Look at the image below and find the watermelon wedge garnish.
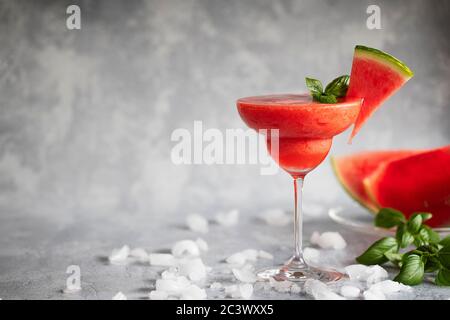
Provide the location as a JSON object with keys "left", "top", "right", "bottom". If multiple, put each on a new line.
{"left": 364, "top": 145, "right": 450, "bottom": 227}
{"left": 332, "top": 145, "right": 450, "bottom": 227}
{"left": 347, "top": 45, "right": 414, "bottom": 141}
{"left": 331, "top": 150, "right": 418, "bottom": 212}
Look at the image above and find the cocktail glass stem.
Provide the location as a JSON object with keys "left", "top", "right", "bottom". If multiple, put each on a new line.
{"left": 278, "top": 176, "right": 308, "bottom": 275}
{"left": 256, "top": 173, "right": 344, "bottom": 282}
{"left": 292, "top": 176, "right": 306, "bottom": 265}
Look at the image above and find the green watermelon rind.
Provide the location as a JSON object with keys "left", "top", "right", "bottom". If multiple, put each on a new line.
{"left": 330, "top": 156, "right": 379, "bottom": 213}
{"left": 355, "top": 45, "right": 414, "bottom": 79}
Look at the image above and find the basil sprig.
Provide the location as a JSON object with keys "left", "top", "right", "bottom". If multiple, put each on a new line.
{"left": 305, "top": 75, "right": 349, "bottom": 103}
{"left": 356, "top": 208, "right": 450, "bottom": 286}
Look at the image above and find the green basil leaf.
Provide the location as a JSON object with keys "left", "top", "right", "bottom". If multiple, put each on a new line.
{"left": 384, "top": 251, "right": 403, "bottom": 266}
{"left": 305, "top": 77, "right": 323, "bottom": 96}
{"left": 394, "top": 254, "right": 424, "bottom": 285}
{"left": 440, "top": 235, "right": 450, "bottom": 247}
{"left": 312, "top": 92, "right": 322, "bottom": 101}
{"left": 316, "top": 94, "right": 337, "bottom": 103}
{"left": 356, "top": 237, "right": 398, "bottom": 265}
{"left": 419, "top": 226, "right": 440, "bottom": 244}
{"left": 324, "top": 75, "right": 350, "bottom": 97}
{"left": 375, "top": 208, "right": 406, "bottom": 228}
{"left": 435, "top": 268, "right": 450, "bottom": 286}
{"left": 401, "top": 249, "right": 423, "bottom": 262}
{"left": 407, "top": 213, "right": 423, "bottom": 234}
{"left": 425, "top": 256, "right": 442, "bottom": 273}
{"left": 416, "top": 244, "right": 440, "bottom": 254}
{"left": 415, "top": 212, "right": 433, "bottom": 222}
{"left": 396, "top": 224, "right": 414, "bottom": 248}
{"left": 438, "top": 243, "right": 450, "bottom": 269}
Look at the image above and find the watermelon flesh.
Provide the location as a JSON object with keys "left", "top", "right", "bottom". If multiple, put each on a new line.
{"left": 347, "top": 46, "right": 414, "bottom": 141}
{"left": 364, "top": 146, "right": 450, "bottom": 227}
{"left": 331, "top": 150, "right": 418, "bottom": 212}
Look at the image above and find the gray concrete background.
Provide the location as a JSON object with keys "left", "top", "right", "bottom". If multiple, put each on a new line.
{"left": 0, "top": 0, "right": 449, "bottom": 299}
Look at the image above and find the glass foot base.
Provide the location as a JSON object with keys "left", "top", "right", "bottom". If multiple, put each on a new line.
{"left": 257, "top": 259, "right": 345, "bottom": 283}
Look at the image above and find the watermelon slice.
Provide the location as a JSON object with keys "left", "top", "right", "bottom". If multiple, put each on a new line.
{"left": 347, "top": 45, "right": 414, "bottom": 141}
{"left": 331, "top": 150, "right": 418, "bottom": 212}
{"left": 364, "top": 146, "right": 450, "bottom": 227}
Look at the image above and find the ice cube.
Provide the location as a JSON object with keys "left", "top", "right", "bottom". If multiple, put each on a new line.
{"left": 363, "top": 289, "right": 386, "bottom": 300}
{"left": 224, "top": 285, "right": 239, "bottom": 298}
{"left": 180, "top": 284, "right": 207, "bottom": 300}
{"left": 232, "top": 265, "right": 257, "bottom": 283}
{"left": 172, "top": 240, "right": 200, "bottom": 258}
{"left": 161, "top": 269, "right": 178, "bottom": 280}
{"left": 108, "top": 245, "right": 130, "bottom": 264}
{"left": 239, "top": 284, "right": 253, "bottom": 299}
{"left": 210, "top": 282, "right": 223, "bottom": 290}
{"left": 149, "top": 253, "right": 176, "bottom": 266}
{"left": 259, "top": 281, "right": 272, "bottom": 292}
{"left": 112, "top": 292, "right": 127, "bottom": 300}
{"left": 178, "top": 258, "right": 207, "bottom": 281}
{"left": 340, "top": 285, "right": 361, "bottom": 298}
{"left": 226, "top": 252, "right": 247, "bottom": 265}
{"left": 186, "top": 214, "right": 209, "bottom": 233}
{"left": 261, "top": 208, "right": 290, "bottom": 226}
{"left": 290, "top": 283, "right": 301, "bottom": 294}
{"left": 310, "top": 231, "right": 321, "bottom": 245}
{"left": 215, "top": 209, "right": 239, "bottom": 227}
{"left": 368, "top": 280, "right": 411, "bottom": 295}
{"left": 310, "top": 232, "right": 346, "bottom": 250}
{"left": 315, "top": 289, "right": 346, "bottom": 300}
{"left": 129, "top": 247, "right": 149, "bottom": 262}
{"left": 156, "top": 276, "right": 190, "bottom": 294}
{"left": 344, "top": 264, "right": 369, "bottom": 281}
{"left": 303, "top": 247, "right": 320, "bottom": 264}
{"left": 366, "top": 265, "right": 389, "bottom": 286}
{"left": 149, "top": 290, "right": 168, "bottom": 300}
{"left": 226, "top": 249, "right": 258, "bottom": 265}
{"left": 269, "top": 279, "right": 293, "bottom": 293}
{"left": 344, "top": 264, "right": 388, "bottom": 285}
{"left": 304, "top": 279, "right": 346, "bottom": 300}
{"left": 196, "top": 238, "right": 208, "bottom": 252}
{"left": 258, "top": 250, "right": 274, "bottom": 260}
{"left": 241, "top": 249, "right": 259, "bottom": 261}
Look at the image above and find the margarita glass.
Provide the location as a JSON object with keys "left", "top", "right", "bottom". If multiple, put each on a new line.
{"left": 237, "top": 93, "right": 361, "bottom": 282}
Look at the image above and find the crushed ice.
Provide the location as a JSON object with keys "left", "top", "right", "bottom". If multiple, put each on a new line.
{"left": 340, "top": 285, "right": 361, "bottom": 298}
{"left": 186, "top": 213, "right": 209, "bottom": 233}
{"left": 129, "top": 247, "right": 149, "bottom": 262}
{"left": 303, "top": 247, "right": 320, "bottom": 264}
{"left": 196, "top": 238, "right": 209, "bottom": 252}
{"left": 304, "top": 279, "right": 346, "bottom": 300}
{"left": 178, "top": 257, "right": 207, "bottom": 281}
{"left": 215, "top": 209, "right": 239, "bottom": 227}
{"left": 310, "top": 231, "right": 347, "bottom": 250}
{"left": 226, "top": 249, "right": 259, "bottom": 265}
{"left": 104, "top": 213, "right": 414, "bottom": 301}
{"left": 172, "top": 240, "right": 200, "bottom": 258}
{"left": 345, "top": 264, "right": 388, "bottom": 286}
{"left": 224, "top": 284, "right": 254, "bottom": 299}
{"left": 232, "top": 265, "right": 257, "bottom": 283}
{"left": 108, "top": 245, "right": 130, "bottom": 265}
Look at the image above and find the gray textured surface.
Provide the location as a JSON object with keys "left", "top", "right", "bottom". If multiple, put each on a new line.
{"left": 0, "top": 0, "right": 449, "bottom": 299}
{"left": 1, "top": 208, "right": 449, "bottom": 300}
